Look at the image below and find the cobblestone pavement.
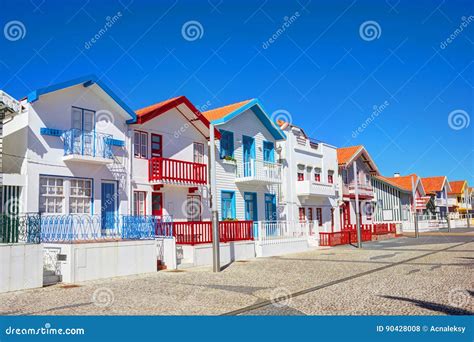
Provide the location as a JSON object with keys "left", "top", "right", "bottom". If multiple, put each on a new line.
{"left": 0, "top": 233, "right": 472, "bottom": 316}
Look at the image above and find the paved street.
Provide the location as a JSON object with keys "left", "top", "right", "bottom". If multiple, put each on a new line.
{"left": 1, "top": 230, "right": 473, "bottom": 316}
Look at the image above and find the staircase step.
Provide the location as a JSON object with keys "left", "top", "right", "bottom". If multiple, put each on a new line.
{"left": 43, "top": 270, "right": 56, "bottom": 276}
{"left": 43, "top": 274, "right": 62, "bottom": 286}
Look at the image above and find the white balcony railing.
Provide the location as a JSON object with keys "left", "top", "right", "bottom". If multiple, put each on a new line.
{"left": 235, "top": 159, "right": 282, "bottom": 184}
{"left": 296, "top": 181, "right": 336, "bottom": 197}
{"left": 0, "top": 90, "right": 21, "bottom": 114}
{"left": 344, "top": 182, "right": 373, "bottom": 196}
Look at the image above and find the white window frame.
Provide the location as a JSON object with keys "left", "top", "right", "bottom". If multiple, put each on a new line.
{"left": 134, "top": 131, "right": 148, "bottom": 159}
{"left": 39, "top": 176, "right": 92, "bottom": 215}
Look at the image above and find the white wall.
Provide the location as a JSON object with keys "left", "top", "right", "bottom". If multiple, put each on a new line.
{"left": 214, "top": 108, "right": 281, "bottom": 220}
{"left": 0, "top": 243, "right": 43, "bottom": 293}
{"left": 44, "top": 240, "right": 157, "bottom": 283}
{"left": 178, "top": 241, "right": 255, "bottom": 267}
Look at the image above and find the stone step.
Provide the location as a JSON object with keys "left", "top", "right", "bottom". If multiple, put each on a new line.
{"left": 43, "top": 270, "right": 56, "bottom": 276}
{"left": 43, "top": 274, "right": 62, "bottom": 286}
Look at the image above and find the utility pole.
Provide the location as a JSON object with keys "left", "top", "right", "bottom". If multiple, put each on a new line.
{"left": 465, "top": 187, "right": 470, "bottom": 229}
{"left": 209, "top": 124, "right": 220, "bottom": 272}
{"left": 411, "top": 175, "right": 419, "bottom": 238}
{"left": 445, "top": 185, "right": 450, "bottom": 232}
{"left": 353, "top": 162, "right": 362, "bottom": 248}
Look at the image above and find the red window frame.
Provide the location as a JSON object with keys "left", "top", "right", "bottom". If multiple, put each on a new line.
{"left": 314, "top": 173, "right": 320, "bottom": 182}
{"left": 297, "top": 172, "right": 304, "bottom": 181}
{"left": 152, "top": 192, "right": 163, "bottom": 217}
{"left": 328, "top": 174, "right": 334, "bottom": 184}
{"left": 133, "top": 191, "right": 146, "bottom": 216}
{"left": 134, "top": 130, "right": 148, "bottom": 159}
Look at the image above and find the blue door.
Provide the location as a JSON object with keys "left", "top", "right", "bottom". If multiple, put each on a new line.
{"left": 101, "top": 182, "right": 117, "bottom": 230}
{"left": 244, "top": 192, "right": 258, "bottom": 237}
{"left": 242, "top": 136, "right": 255, "bottom": 177}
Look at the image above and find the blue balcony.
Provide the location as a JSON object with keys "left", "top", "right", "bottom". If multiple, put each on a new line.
{"left": 62, "top": 129, "right": 114, "bottom": 164}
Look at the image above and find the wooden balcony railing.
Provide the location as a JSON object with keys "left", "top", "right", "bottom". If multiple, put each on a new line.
{"left": 173, "top": 220, "right": 254, "bottom": 245}
{"left": 149, "top": 157, "right": 207, "bottom": 185}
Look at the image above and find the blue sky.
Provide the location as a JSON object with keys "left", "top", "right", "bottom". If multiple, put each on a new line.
{"left": 1, "top": 0, "right": 473, "bottom": 183}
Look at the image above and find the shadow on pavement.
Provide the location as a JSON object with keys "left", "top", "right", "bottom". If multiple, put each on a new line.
{"left": 381, "top": 295, "right": 473, "bottom": 315}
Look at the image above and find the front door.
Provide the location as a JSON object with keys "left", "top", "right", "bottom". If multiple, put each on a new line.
{"left": 152, "top": 192, "right": 163, "bottom": 217}
{"left": 242, "top": 135, "right": 255, "bottom": 177}
{"left": 101, "top": 182, "right": 117, "bottom": 230}
{"left": 264, "top": 194, "right": 276, "bottom": 221}
{"left": 343, "top": 202, "right": 350, "bottom": 227}
{"left": 72, "top": 107, "right": 94, "bottom": 156}
{"left": 244, "top": 192, "right": 258, "bottom": 236}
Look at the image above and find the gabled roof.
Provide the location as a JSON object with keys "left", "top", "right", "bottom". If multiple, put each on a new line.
{"left": 202, "top": 99, "right": 285, "bottom": 140}
{"left": 336, "top": 145, "right": 379, "bottom": 174}
{"left": 421, "top": 176, "right": 451, "bottom": 195}
{"left": 373, "top": 175, "right": 412, "bottom": 194}
{"left": 134, "top": 96, "right": 220, "bottom": 140}
{"left": 26, "top": 74, "right": 137, "bottom": 122}
{"left": 448, "top": 180, "right": 467, "bottom": 195}
{"left": 377, "top": 174, "right": 424, "bottom": 194}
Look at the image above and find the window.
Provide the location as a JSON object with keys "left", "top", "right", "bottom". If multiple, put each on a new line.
{"left": 134, "top": 131, "right": 148, "bottom": 158}
{"left": 151, "top": 134, "right": 162, "bottom": 158}
{"left": 72, "top": 107, "right": 94, "bottom": 132}
{"left": 297, "top": 172, "right": 304, "bottom": 181}
{"left": 263, "top": 141, "right": 275, "bottom": 162}
{"left": 193, "top": 142, "right": 204, "bottom": 164}
{"left": 314, "top": 168, "right": 321, "bottom": 182}
{"left": 307, "top": 208, "right": 313, "bottom": 221}
{"left": 187, "top": 195, "right": 201, "bottom": 221}
{"left": 221, "top": 191, "right": 235, "bottom": 220}
{"left": 39, "top": 176, "right": 92, "bottom": 215}
{"left": 219, "top": 130, "right": 234, "bottom": 159}
{"left": 39, "top": 177, "right": 64, "bottom": 214}
{"left": 134, "top": 191, "right": 146, "bottom": 216}
{"left": 328, "top": 172, "right": 334, "bottom": 184}
{"left": 69, "top": 179, "right": 92, "bottom": 214}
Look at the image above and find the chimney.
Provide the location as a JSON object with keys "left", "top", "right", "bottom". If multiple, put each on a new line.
{"left": 394, "top": 172, "right": 400, "bottom": 178}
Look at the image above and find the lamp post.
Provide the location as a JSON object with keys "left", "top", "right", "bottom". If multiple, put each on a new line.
{"left": 210, "top": 124, "right": 220, "bottom": 272}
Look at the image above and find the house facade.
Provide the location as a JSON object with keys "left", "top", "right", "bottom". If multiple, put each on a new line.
{"left": 277, "top": 121, "right": 340, "bottom": 233}
{"left": 372, "top": 173, "right": 426, "bottom": 229}
{"left": 448, "top": 180, "right": 469, "bottom": 215}
{"left": 420, "top": 176, "right": 451, "bottom": 217}
{"left": 337, "top": 146, "right": 378, "bottom": 229}
{"left": 129, "top": 96, "right": 218, "bottom": 223}
{"left": 202, "top": 99, "right": 285, "bottom": 224}
{"left": 3, "top": 76, "right": 137, "bottom": 221}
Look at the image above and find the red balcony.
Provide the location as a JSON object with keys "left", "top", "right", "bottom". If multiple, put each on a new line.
{"left": 148, "top": 157, "right": 207, "bottom": 185}
{"left": 173, "top": 220, "right": 254, "bottom": 245}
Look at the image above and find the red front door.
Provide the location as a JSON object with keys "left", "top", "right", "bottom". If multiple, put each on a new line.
{"left": 343, "top": 202, "right": 350, "bottom": 227}
{"left": 151, "top": 134, "right": 162, "bottom": 158}
{"left": 152, "top": 192, "right": 163, "bottom": 217}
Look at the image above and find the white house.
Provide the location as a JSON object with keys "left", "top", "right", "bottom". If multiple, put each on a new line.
{"left": 337, "top": 145, "right": 379, "bottom": 229}
{"left": 277, "top": 121, "right": 340, "bottom": 234}
{"left": 202, "top": 99, "right": 286, "bottom": 224}
{"left": 3, "top": 75, "right": 136, "bottom": 219}
{"left": 129, "top": 96, "right": 219, "bottom": 223}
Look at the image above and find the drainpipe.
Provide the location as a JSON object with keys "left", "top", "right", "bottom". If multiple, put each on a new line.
{"left": 209, "top": 124, "right": 220, "bottom": 272}
{"left": 128, "top": 129, "right": 133, "bottom": 216}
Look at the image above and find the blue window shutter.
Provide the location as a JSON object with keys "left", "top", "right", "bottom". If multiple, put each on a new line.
{"left": 263, "top": 141, "right": 274, "bottom": 162}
